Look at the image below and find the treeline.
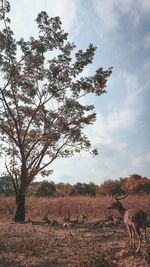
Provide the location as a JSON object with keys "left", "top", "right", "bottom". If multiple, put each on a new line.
{"left": 0, "top": 174, "right": 150, "bottom": 197}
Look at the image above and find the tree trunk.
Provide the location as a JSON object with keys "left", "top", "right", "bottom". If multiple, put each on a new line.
{"left": 14, "top": 193, "right": 25, "bottom": 222}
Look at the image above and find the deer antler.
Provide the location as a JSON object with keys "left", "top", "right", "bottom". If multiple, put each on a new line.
{"left": 115, "top": 190, "right": 132, "bottom": 201}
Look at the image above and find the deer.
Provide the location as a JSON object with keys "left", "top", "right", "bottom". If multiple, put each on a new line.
{"left": 42, "top": 216, "right": 59, "bottom": 226}
{"left": 63, "top": 215, "right": 79, "bottom": 227}
{"left": 81, "top": 214, "right": 87, "bottom": 222}
{"left": 107, "top": 190, "right": 147, "bottom": 253}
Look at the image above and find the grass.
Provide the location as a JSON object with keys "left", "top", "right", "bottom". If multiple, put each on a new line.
{"left": 0, "top": 194, "right": 150, "bottom": 221}
{"left": 0, "top": 195, "right": 150, "bottom": 266}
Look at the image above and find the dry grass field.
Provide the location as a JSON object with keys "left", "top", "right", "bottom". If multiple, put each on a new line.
{"left": 0, "top": 195, "right": 150, "bottom": 267}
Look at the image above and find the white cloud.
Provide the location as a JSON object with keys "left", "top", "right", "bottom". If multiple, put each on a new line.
{"left": 87, "top": 114, "right": 129, "bottom": 152}
{"left": 143, "top": 33, "right": 150, "bottom": 49}
{"left": 93, "top": 0, "right": 150, "bottom": 32}
{"left": 9, "top": 0, "right": 78, "bottom": 39}
{"left": 132, "top": 153, "right": 150, "bottom": 167}
{"left": 93, "top": 0, "right": 120, "bottom": 32}
{"left": 86, "top": 71, "right": 143, "bottom": 154}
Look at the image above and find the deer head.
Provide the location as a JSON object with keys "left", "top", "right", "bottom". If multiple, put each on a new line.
{"left": 107, "top": 190, "right": 131, "bottom": 214}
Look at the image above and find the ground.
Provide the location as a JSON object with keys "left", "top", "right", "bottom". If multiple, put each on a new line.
{"left": 0, "top": 221, "right": 149, "bottom": 267}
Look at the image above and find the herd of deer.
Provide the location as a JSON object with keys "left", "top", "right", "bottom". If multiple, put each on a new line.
{"left": 27, "top": 213, "right": 87, "bottom": 227}
{"left": 27, "top": 190, "right": 148, "bottom": 253}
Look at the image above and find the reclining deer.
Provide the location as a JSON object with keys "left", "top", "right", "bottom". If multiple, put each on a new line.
{"left": 108, "top": 190, "right": 147, "bottom": 253}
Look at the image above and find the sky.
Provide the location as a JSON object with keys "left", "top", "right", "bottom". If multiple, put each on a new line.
{"left": 1, "top": 0, "right": 150, "bottom": 184}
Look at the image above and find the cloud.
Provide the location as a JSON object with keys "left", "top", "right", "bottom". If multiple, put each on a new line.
{"left": 9, "top": 0, "right": 78, "bottom": 39}
{"left": 132, "top": 152, "right": 150, "bottom": 167}
{"left": 86, "top": 70, "right": 143, "bottom": 154}
{"left": 93, "top": 0, "right": 150, "bottom": 32}
{"left": 107, "top": 73, "right": 144, "bottom": 130}
{"left": 143, "top": 32, "right": 150, "bottom": 49}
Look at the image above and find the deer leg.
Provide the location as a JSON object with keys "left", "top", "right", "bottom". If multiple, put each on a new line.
{"left": 134, "top": 226, "right": 141, "bottom": 253}
{"left": 143, "top": 225, "right": 147, "bottom": 245}
{"left": 126, "top": 225, "right": 133, "bottom": 249}
{"left": 131, "top": 226, "right": 135, "bottom": 248}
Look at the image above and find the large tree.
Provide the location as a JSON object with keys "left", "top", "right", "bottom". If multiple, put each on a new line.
{"left": 0, "top": 0, "right": 112, "bottom": 221}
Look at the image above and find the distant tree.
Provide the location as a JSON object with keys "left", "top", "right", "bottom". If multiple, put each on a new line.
{"left": 0, "top": 0, "right": 112, "bottom": 221}
{"left": 70, "top": 182, "right": 83, "bottom": 196}
{"left": 83, "top": 182, "right": 97, "bottom": 196}
{"left": 98, "top": 175, "right": 150, "bottom": 196}
{"left": 122, "top": 174, "right": 150, "bottom": 194}
{"left": 26, "top": 181, "right": 40, "bottom": 196}
{"left": 0, "top": 175, "right": 14, "bottom": 196}
{"left": 29, "top": 180, "right": 56, "bottom": 197}
{"left": 70, "top": 182, "right": 97, "bottom": 196}
{"left": 137, "top": 177, "right": 150, "bottom": 194}
{"left": 131, "top": 174, "right": 142, "bottom": 179}
{"left": 99, "top": 179, "right": 124, "bottom": 196}
{"left": 55, "top": 182, "right": 73, "bottom": 197}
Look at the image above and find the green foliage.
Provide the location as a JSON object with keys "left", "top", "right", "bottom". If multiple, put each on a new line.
{"left": 27, "top": 181, "right": 97, "bottom": 197}
{"left": 99, "top": 179, "right": 124, "bottom": 196}
{"left": 70, "top": 182, "right": 97, "bottom": 196}
{"left": 0, "top": 175, "right": 14, "bottom": 196}
{"left": 55, "top": 182, "right": 73, "bottom": 197}
{"left": 27, "top": 180, "right": 56, "bottom": 197}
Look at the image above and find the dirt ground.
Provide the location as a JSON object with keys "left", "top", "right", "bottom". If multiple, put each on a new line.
{"left": 0, "top": 221, "right": 150, "bottom": 267}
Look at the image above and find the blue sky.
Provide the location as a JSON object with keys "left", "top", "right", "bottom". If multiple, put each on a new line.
{"left": 2, "top": 0, "right": 150, "bottom": 184}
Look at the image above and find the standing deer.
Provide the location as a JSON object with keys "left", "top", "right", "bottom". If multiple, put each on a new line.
{"left": 108, "top": 190, "right": 147, "bottom": 253}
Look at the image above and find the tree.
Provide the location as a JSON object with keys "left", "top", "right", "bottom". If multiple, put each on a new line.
{"left": 55, "top": 182, "right": 73, "bottom": 197}
{"left": 99, "top": 179, "right": 124, "bottom": 196}
{"left": 70, "top": 182, "right": 84, "bottom": 196}
{"left": 122, "top": 174, "right": 150, "bottom": 194}
{"left": 0, "top": 0, "right": 112, "bottom": 221}
{"left": 70, "top": 182, "right": 97, "bottom": 196}
{"left": 28, "top": 180, "right": 56, "bottom": 197}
